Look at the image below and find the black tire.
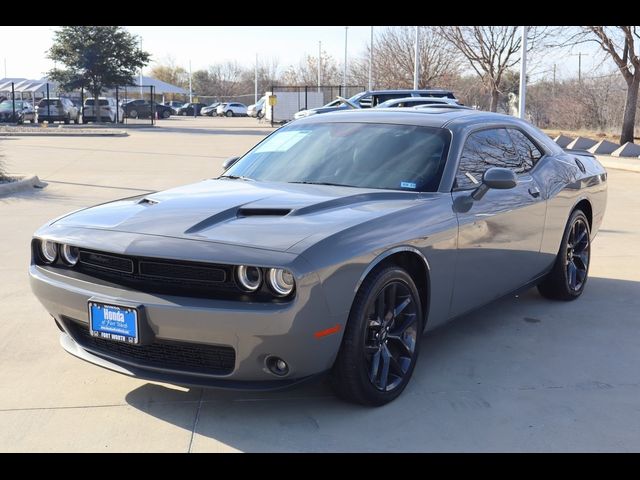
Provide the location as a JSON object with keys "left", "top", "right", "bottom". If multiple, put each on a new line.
{"left": 538, "top": 209, "right": 591, "bottom": 301}
{"left": 129, "top": 109, "right": 138, "bottom": 119}
{"left": 30, "top": 118, "right": 35, "bottom": 124}
{"left": 64, "top": 115, "right": 70, "bottom": 125}
{"left": 331, "top": 266, "right": 423, "bottom": 406}
{"left": 74, "top": 115, "right": 79, "bottom": 124}
{"left": 225, "top": 110, "right": 234, "bottom": 117}
{"left": 162, "top": 109, "right": 171, "bottom": 119}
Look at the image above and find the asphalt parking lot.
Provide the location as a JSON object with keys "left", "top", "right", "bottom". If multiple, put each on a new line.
{"left": 1, "top": 116, "right": 639, "bottom": 452}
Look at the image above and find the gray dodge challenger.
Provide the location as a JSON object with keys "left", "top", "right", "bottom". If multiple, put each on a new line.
{"left": 30, "top": 106, "right": 607, "bottom": 406}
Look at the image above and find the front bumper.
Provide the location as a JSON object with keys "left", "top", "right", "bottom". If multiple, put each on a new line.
{"left": 30, "top": 263, "right": 344, "bottom": 388}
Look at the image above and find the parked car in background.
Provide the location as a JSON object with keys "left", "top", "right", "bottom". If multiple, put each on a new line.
{"left": 200, "top": 102, "right": 221, "bottom": 116}
{"left": 36, "top": 98, "right": 80, "bottom": 124}
{"left": 163, "top": 101, "right": 185, "bottom": 114}
{"left": 0, "top": 100, "right": 36, "bottom": 124}
{"left": 376, "top": 96, "right": 460, "bottom": 108}
{"left": 83, "top": 97, "right": 123, "bottom": 123}
{"left": 216, "top": 102, "right": 248, "bottom": 117}
{"left": 176, "top": 102, "right": 207, "bottom": 116}
{"left": 294, "top": 89, "right": 457, "bottom": 119}
{"left": 122, "top": 99, "right": 173, "bottom": 119}
{"left": 247, "top": 96, "right": 266, "bottom": 118}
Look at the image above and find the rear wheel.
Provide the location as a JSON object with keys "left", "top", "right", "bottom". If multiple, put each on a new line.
{"left": 162, "top": 109, "right": 171, "bottom": 119}
{"left": 538, "top": 209, "right": 591, "bottom": 301}
{"left": 129, "top": 109, "right": 138, "bottom": 119}
{"left": 225, "top": 110, "right": 234, "bottom": 117}
{"left": 331, "top": 266, "right": 422, "bottom": 406}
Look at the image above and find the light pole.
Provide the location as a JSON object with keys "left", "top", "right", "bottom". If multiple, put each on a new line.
{"left": 368, "top": 26, "right": 373, "bottom": 91}
{"left": 343, "top": 26, "right": 348, "bottom": 93}
{"left": 189, "top": 60, "right": 193, "bottom": 104}
{"left": 518, "top": 26, "right": 527, "bottom": 119}
{"left": 254, "top": 53, "right": 258, "bottom": 104}
{"left": 139, "top": 38, "right": 143, "bottom": 99}
{"left": 413, "top": 26, "right": 419, "bottom": 90}
{"left": 318, "top": 41, "right": 322, "bottom": 92}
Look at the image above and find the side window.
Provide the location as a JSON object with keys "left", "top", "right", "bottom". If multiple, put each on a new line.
{"left": 507, "top": 128, "right": 543, "bottom": 172}
{"left": 455, "top": 128, "right": 518, "bottom": 189}
{"left": 373, "top": 94, "right": 406, "bottom": 105}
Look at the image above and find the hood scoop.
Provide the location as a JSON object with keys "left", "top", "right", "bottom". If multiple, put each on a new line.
{"left": 138, "top": 197, "right": 159, "bottom": 206}
{"left": 237, "top": 208, "right": 291, "bottom": 217}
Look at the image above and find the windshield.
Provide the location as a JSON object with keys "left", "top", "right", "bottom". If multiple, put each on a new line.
{"left": 0, "top": 101, "right": 24, "bottom": 110}
{"left": 225, "top": 122, "right": 450, "bottom": 192}
{"left": 85, "top": 99, "right": 109, "bottom": 106}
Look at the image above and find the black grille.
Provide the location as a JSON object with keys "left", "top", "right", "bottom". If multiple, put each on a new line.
{"left": 75, "top": 248, "right": 241, "bottom": 299}
{"left": 65, "top": 318, "right": 235, "bottom": 375}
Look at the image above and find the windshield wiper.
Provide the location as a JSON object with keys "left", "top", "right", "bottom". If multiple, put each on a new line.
{"left": 218, "top": 175, "right": 254, "bottom": 181}
{"left": 288, "top": 181, "right": 353, "bottom": 187}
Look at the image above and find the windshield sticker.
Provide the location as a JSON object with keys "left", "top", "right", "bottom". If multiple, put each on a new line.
{"left": 254, "top": 130, "right": 310, "bottom": 153}
{"left": 401, "top": 181, "right": 417, "bottom": 189}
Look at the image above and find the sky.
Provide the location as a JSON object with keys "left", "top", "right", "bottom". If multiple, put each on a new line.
{"left": 0, "top": 25, "right": 609, "bottom": 82}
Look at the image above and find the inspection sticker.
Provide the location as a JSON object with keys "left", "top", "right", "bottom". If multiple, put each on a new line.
{"left": 400, "top": 181, "right": 417, "bottom": 189}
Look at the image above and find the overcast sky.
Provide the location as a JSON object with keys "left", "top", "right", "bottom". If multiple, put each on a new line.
{"left": 0, "top": 25, "right": 608, "bottom": 83}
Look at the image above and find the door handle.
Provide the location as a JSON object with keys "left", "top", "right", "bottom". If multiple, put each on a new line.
{"left": 528, "top": 186, "right": 541, "bottom": 198}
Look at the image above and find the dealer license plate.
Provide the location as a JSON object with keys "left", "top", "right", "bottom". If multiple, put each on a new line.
{"left": 88, "top": 301, "right": 139, "bottom": 344}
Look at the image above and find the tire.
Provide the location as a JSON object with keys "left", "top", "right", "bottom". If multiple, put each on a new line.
{"left": 538, "top": 209, "right": 591, "bottom": 301}
{"left": 74, "top": 115, "right": 79, "bottom": 124}
{"left": 182, "top": 111, "right": 188, "bottom": 116}
{"left": 330, "top": 266, "right": 423, "bottom": 406}
{"left": 129, "top": 109, "right": 138, "bottom": 119}
{"left": 162, "top": 109, "right": 171, "bottom": 119}
{"left": 30, "top": 118, "right": 35, "bottom": 124}
{"left": 64, "top": 115, "right": 70, "bottom": 125}
{"left": 225, "top": 110, "right": 234, "bottom": 117}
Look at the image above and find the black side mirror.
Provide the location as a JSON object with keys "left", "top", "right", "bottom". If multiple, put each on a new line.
{"left": 223, "top": 156, "right": 240, "bottom": 170}
{"left": 471, "top": 167, "right": 517, "bottom": 201}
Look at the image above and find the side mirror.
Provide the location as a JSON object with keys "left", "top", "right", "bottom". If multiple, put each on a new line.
{"left": 471, "top": 167, "right": 517, "bottom": 201}
{"left": 223, "top": 156, "right": 240, "bottom": 170}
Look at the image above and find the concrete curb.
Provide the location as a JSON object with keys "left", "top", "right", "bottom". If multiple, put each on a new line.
{"left": 0, "top": 131, "right": 128, "bottom": 137}
{"left": 597, "top": 155, "right": 640, "bottom": 174}
{"left": 0, "top": 174, "right": 48, "bottom": 196}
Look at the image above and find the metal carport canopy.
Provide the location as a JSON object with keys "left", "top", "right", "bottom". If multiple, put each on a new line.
{"left": 133, "top": 76, "right": 188, "bottom": 95}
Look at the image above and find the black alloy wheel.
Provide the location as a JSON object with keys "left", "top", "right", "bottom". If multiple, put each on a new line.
{"left": 331, "top": 266, "right": 423, "bottom": 406}
{"left": 538, "top": 209, "right": 591, "bottom": 301}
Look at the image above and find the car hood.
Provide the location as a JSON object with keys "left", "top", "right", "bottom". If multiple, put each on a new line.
{"left": 52, "top": 179, "right": 432, "bottom": 252}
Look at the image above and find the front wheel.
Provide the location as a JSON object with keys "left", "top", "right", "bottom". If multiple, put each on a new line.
{"left": 538, "top": 209, "right": 591, "bottom": 301}
{"left": 331, "top": 266, "right": 422, "bottom": 406}
{"left": 162, "top": 109, "right": 171, "bottom": 119}
{"left": 225, "top": 110, "right": 234, "bottom": 117}
{"left": 64, "top": 115, "right": 70, "bottom": 125}
{"left": 128, "top": 109, "right": 138, "bottom": 119}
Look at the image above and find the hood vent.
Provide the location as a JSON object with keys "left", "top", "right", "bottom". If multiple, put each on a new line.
{"left": 237, "top": 208, "right": 291, "bottom": 217}
{"left": 138, "top": 198, "right": 159, "bottom": 206}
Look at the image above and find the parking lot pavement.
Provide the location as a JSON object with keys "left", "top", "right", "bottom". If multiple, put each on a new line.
{"left": 1, "top": 117, "right": 639, "bottom": 452}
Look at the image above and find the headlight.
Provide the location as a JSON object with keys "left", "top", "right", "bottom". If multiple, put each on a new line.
{"left": 236, "top": 265, "right": 263, "bottom": 292}
{"left": 40, "top": 239, "right": 58, "bottom": 263}
{"left": 267, "top": 268, "right": 295, "bottom": 297}
{"left": 61, "top": 244, "right": 79, "bottom": 266}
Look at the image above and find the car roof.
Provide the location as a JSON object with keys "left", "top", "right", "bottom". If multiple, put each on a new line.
{"left": 366, "top": 89, "right": 454, "bottom": 95}
{"left": 295, "top": 107, "right": 518, "bottom": 129}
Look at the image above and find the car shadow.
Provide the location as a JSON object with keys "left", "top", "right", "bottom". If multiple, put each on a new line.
{"left": 124, "top": 276, "right": 640, "bottom": 452}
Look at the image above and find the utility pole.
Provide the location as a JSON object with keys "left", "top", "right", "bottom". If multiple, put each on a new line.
{"left": 570, "top": 52, "right": 588, "bottom": 83}
{"left": 518, "top": 25, "right": 527, "bottom": 119}
{"left": 139, "top": 38, "right": 143, "bottom": 99}
{"left": 368, "top": 26, "right": 373, "bottom": 91}
{"left": 318, "top": 41, "right": 322, "bottom": 92}
{"left": 413, "top": 26, "right": 419, "bottom": 90}
{"left": 553, "top": 63, "right": 556, "bottom": 98}
{"left": 254, "top": 53, "right": 258, "bottom": 104}
{"left": 343, "top": 26, "right": 348, "bottom": 93}
{"left": 189, "top": 60, "right": 193, "bottom": 103}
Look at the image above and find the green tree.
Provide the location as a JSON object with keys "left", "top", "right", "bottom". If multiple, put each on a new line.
{"left": 47, "top": 26, "right": 150, "bottom": 122}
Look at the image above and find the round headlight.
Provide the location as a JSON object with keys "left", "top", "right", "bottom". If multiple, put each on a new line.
{"left": 267, "top": 268, "right": 295, "bottom": 297}
{"left": 236, "top": 265, "right": 262, "bottom": 292}
{"left": 61, "top": 244, "right": 79, "bottom": 266}
{"left": 40, "top": 239, "right": 58, "bottom": 264}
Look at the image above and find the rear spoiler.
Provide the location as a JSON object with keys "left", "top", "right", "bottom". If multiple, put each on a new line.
{"left": 563, "top": 148, "right": 595, "bottom": 157}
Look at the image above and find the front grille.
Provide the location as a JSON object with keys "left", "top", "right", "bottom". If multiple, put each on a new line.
{"left": 75, "top": 248, "right": 241, "bottom": 299}
{"left": 65, "top": 318, "right": 235, "bottom": 375}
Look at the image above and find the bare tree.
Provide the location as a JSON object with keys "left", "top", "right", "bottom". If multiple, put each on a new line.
{"left": 280, "top": 52, "right": 341, "bottom": 86}
{"left": 351, "top": 26, "right": 460, "bottom": 89}
{"left": 439, "top": 26, "right": 551, "bottom": 112}
{"left": 578, "top": 27, "right": 640, "bottom": 144}
{"left": 149, "top": 56, "right": 189, "bottom": 90}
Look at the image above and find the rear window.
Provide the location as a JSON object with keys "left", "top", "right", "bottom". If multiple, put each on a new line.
{"left": 85, "top": 99, "right": 109, "bottom": 106}
{"left": 38, "top": 99, "right": 63, "bottom": 107}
